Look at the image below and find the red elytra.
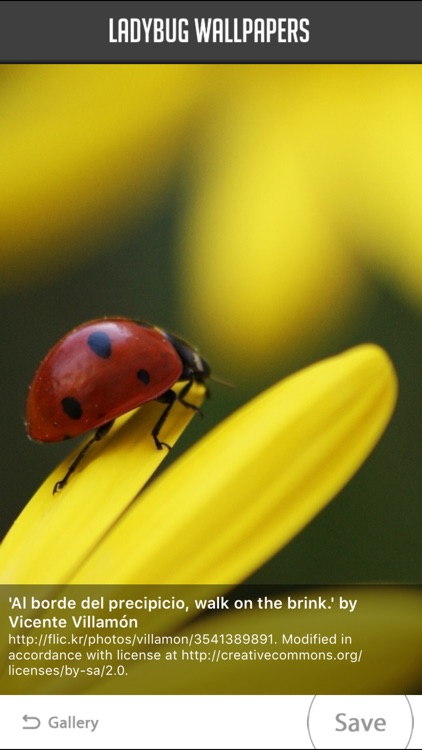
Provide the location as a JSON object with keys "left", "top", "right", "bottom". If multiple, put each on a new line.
{"left": 26, "top": 317, "right": 211, "bottom": 493}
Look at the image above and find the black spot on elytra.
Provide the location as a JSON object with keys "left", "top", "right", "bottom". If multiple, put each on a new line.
{"left": 137, "top": 369, "right": 150, "bottom": 385}
{"left": 87, "top": 331, "right": 112, "bottom": 359}
{"left": 61, "top": 396, "right": 83, "bottom": 420}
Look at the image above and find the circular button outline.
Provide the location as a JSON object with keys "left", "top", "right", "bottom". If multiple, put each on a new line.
{"left": 307, "top": 695, "right": 414, "bottom": 749}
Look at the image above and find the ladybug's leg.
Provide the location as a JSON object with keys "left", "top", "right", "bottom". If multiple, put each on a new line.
{"left": 53, "top": 421, "right": 114, "bottom": 494}
{"left": 177, "top": 378, "right": 205, "bottom": 418}
{"left": 153, "top": 390, "right": 177, "bottom": 450}
{"left": 152, "top": 380, "right": 206, "bottom": 452}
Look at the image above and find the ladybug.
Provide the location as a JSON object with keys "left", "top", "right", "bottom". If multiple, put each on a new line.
{"left": 26, "top": 318, "right": 211, "bottom": 494}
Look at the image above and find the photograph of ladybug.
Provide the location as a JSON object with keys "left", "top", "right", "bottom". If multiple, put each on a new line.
{"left": 25, "top": 318, "right": 211, "bottom": 493}
{"left": 1, "top": 62, "right": 421, "bottom": 601}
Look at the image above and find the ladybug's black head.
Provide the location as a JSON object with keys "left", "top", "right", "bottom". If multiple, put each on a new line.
{"left": 163, "top": 331, "right": 210, "bottom": 384}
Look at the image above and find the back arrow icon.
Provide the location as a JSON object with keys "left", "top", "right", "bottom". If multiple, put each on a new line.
{"left": 22, "top": 715, "right": 41, "bottom": 729}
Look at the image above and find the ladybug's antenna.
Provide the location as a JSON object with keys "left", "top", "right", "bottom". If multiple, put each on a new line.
{"left": 209, "top": 374, "right": 234, "bottom": 388}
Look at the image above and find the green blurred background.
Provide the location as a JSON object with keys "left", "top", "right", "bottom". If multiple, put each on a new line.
{"left": 1, "top": 64, "right": 421, "bottom": 585}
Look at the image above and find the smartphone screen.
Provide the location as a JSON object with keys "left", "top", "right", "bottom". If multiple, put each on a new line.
{"left": 0, "top": 3, "right": 421, "bottom": 748}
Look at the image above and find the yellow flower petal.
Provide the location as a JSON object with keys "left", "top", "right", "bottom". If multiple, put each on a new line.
{"left": 0, "top": 384, "right": 206, "bottom": 584}
{"left": 179, "top": 66, "right": 368, "bottom": 371}
{"left": 68, "top": 344, "right": 397, "bottom": 585}
{"left": 304, "top": 65, "right": 422, "bottom": 308}
{"left": 180, "top": 65, "right": 422, "bottom": 371}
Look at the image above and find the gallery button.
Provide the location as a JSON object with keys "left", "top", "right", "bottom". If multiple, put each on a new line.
{"left": 308, "top": 695, "right": 414, "bottom": 749}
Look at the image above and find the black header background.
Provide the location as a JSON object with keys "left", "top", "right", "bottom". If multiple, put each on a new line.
{"left": 0, "top": 1, "right": 421, "bottom": 63}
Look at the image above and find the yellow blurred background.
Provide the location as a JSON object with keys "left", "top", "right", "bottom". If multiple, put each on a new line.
{"left": 1, "top": 64, "right": 421, "bottom": 585}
